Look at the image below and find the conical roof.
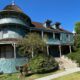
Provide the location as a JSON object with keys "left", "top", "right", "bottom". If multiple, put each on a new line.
{"left": 3, "top": 4, "right": 23, "bottom": 13}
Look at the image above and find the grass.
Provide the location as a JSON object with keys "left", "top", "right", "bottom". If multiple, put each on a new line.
{"left": 0, "top": 73, "right": 19, "bottom": 80}
{"left": 52, "top": 71, "right": 80, "bottom": 80}
{"left": 0, "top": 70, "right": 63, "bottom": 80}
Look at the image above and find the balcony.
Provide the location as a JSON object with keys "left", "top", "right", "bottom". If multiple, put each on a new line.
{"left": 45, "top": 38, "right": 74, "bottom": 45}
{"left": 0, "top": 18, "right": 26, "bottom": 26}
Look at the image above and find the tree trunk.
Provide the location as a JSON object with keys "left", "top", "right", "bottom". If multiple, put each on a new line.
{"left": 31, "top": 47, "right": 34, "bottom": 58}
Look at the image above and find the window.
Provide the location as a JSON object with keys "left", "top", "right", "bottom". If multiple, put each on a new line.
{"left": 3, "top": 28, "right": 8, "bottom": 34}
{"left": 66, "top": 34, "right": 70, "bottom": 41}
{"left": 44, "top": 32, "right": 53, "bottom": 39}
{"left": 6, "top": 46, "right": 14, "bottom": 58}
{"left": 3, "top": 28, "right": 8, "bottom": 38}
{"left": 0, "top": 46, "right": 14, "bottom": 58}
{"left": 0, "top": 47, "right": 6, "bottom": 58}
{"left": 55, "top": 33, "right": 60, "bottom": 40}
{"left": 48, "top": 33, "right": 53, "bottom": 39}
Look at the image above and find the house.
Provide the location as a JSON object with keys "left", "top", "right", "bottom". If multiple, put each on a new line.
{"left": 0, "top": 3, "right": 74, "bottom": 73}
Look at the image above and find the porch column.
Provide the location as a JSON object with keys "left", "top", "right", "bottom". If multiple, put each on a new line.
{"left": 53, "top": 32, "right": 55, "bottom": 39}
{"left": 69, "top": 45, "right": 72, "bottom": 53}
{"left": 47, "top": 45, "right": 49, "bottom": 55}
{"left": 13, "top": 43, "right": 16, "bottom": 58}
{"left": 59, "top": 45, "right": 62, "bottom": 57}
{"left": 41, "top": 31, "right": 44, "bottom": 39}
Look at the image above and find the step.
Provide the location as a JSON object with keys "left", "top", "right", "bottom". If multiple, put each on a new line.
{"left": 55, "top": 56, "right": 78, "bottom": 69}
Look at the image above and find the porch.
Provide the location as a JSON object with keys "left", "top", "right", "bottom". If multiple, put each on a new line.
{"left": 0, "top": 44, "right": 14, "bottom": 58}
{"left": 0, "top": 44, "right": 27, "bottom": 73}
{"left": 47, "top": 45, "right": 72, "bottom": 57}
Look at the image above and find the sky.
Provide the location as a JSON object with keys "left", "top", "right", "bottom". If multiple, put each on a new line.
{"left": 0, "top": 0, "right": 80, "bottom": 32}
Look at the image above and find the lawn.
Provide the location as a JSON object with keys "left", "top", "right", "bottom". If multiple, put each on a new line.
{"left": 0, "top": 70, "right": 63, "bottom": 80}
{"left": 53, "top": 71, "right": 80, "bottom": 80}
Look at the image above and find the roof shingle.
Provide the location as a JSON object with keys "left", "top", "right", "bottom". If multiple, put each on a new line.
{"left": 32, "top": 22, "right": 72, "bottom": 34}
{"left": 3, "top": 4, "right": 22, "bottom": 13}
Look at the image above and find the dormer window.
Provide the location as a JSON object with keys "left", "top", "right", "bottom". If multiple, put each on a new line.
{"left": 43, "top": 19, "right": 52, "bottom": 28}
{"left": 51, "top": 22, "right": 61, "bottom": 29}
{"left": 51, "top": 24, "right": 56, "bottom": 29}
{"left": 46, "top": 20, "right": 52, "bottom": 26}
{"left": 55, "top": 22, "right": 61, "bottom": 29}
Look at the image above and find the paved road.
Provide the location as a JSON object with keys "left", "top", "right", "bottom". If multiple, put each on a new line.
{"left": 35, "top": 68, "right": 80, "bottom": 80}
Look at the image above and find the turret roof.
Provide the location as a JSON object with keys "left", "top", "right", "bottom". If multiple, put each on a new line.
{"left": 3, "top": 4, "right": 22, "bottom": 13}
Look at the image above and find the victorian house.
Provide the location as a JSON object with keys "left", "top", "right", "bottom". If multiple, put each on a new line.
{"left": 0, "top": 3, "right": 74, "bottom": 73}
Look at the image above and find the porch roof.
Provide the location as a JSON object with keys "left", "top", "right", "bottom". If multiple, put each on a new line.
{"left": 0, "top": 38, "right": 19, "bottom": 44}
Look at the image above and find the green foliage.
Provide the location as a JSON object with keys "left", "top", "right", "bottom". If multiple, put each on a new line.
{"left": 74, "top": 22, "right": 80, "bottom": 49}
{"left": 67, "top": 48, "right": 80, "bottom": 66}
{"left": 75, "top": 22, "right": 80, "bottom": 34}
{"left": 18, "top": 33, "right": 46, "bottom": 58}
{"left": 0, "top": 73, "right": 19, "bottom": 80}
{"left": 69, "top": 22, "right": 80, "bottom": 65}
{"left": 74, "top": 34, "right": 80, "bottom": 48}
{"left": 28, "top": 54, "right": 58, "bottom": 73}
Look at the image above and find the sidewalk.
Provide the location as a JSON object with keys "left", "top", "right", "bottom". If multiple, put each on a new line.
{"left": 35, "top": 68, "right": 80, "bottom": 80}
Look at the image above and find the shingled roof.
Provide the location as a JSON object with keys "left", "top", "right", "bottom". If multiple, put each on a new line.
{"left": 32, "top": 22, "right": 44, "bottom": 28}
{"left": 3, "top": 4, "right": 23, "bottom": 13}
{"left": 0, "top": 38, "right": 19, "bottom": 42}
{"left": 32, "top": 22, "right": 72, "bottom": 34}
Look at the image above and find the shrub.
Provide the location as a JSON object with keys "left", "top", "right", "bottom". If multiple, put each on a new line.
{"left": 28, "top": 54, "right": 58, "bottom": 73}
{"left": 67, "top": 48, "right": 80, "bottom": 66}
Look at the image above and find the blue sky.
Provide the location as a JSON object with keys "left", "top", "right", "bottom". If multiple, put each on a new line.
{"left": 0, "top": 0, "right": 80, "bottom": 32}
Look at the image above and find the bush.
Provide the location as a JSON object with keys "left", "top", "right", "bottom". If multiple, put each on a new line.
{"left": 67, "top": 48, "right": 80, "bottom": 66}
{"left": 28, "top": 54, "right": 58, "bottom": 73}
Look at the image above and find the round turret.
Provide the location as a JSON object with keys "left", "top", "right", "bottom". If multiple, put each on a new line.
{"left": 0, "top": 4, "right": 32, "bottom": 39}
{"left": 0, "top": 3, "right": 32, "bottom": 27}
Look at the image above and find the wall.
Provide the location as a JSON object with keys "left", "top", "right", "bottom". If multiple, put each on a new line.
{"left": 0, "top": 58, "right": 28, "bottom": 73}
{"left": 61, "top": 33, "right": 74, "bottom": 44}
{"left": 45, "top": 32, "right": 74, "bottom": 45}
{"left": 0, "top": 27, "right": 26, "bottom": 39}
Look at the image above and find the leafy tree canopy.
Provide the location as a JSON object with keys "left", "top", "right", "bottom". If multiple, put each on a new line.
{"left": 74, "top": 22, "right": 80, "bottom": 48}
{"left": 18, "top": 33, "right": 46, "bottom": 58}
{"left": 75, "top": 22, "right": 80, "bottom": 34}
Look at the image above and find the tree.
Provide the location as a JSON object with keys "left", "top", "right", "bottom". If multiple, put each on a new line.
{"left": 74, "top": 34, "right": 80, "bottom": 48}
{"left": 74, "top": 22, "right": 80, "bottom": 48}
{"left": 18, "top": 33, "right": 46, "bottom": 58}
{"left": 67, "top": 22, "right": 80, "bottom": 67}
{"left": 75, "top": 22, "right": 80, "bottom": 34}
